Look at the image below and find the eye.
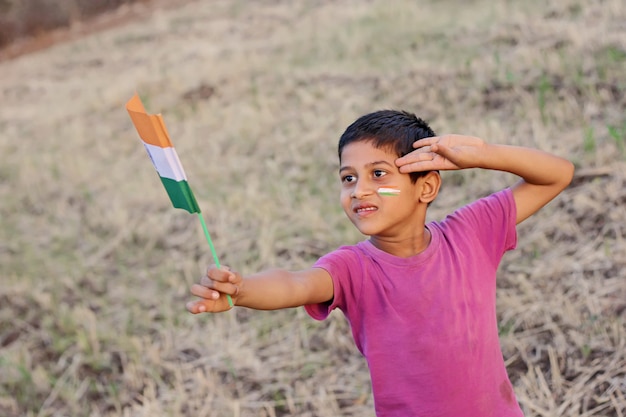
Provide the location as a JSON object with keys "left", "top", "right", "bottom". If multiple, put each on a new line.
{"left": 373, "top": 170, "right": 387, "bottom": 179}
{"left": 341, "top": 174, "right": 356, "bottom": 184}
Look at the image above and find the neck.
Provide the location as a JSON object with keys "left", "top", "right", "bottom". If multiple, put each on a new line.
{"left": 369, "top": 226, "right": 431, "bottom": 258}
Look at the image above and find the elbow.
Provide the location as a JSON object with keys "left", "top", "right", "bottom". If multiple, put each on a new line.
{"left": 561, "top": 159, "right": 575, "bottom": 189}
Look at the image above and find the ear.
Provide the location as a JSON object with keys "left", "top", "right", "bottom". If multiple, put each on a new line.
{"left": 418, "top": 171, "right": 441, "bottom": 203}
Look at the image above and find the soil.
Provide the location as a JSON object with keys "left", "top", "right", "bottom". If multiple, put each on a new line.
{"left": 0, "top": 0, "right": 192, "bottom": 61}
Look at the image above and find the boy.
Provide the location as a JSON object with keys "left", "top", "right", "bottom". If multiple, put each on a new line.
{"left": 186, "top": 110, "right": 574, "bottom": 416}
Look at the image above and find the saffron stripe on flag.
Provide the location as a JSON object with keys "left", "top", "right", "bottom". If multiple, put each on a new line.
{"left": 126, "top": 95, "right": 173, "bottom": 148}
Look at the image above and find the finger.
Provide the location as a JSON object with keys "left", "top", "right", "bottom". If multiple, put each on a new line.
{"left": 200, "top": 274, "right": 229, "bottom": 288}
{"left": 413, "top": 136, "right": 440, "bottom": 149}
{"left": 410, "top": 145, "right": 435, "bottom": 155}
{"left": 199, "top": 276, "right": 241, "bottom": 297}
{"left": 396, "top": 150, "right": 435, "bottom": 167}
{"left": 191, "top": 283, "right": 220, "bottom": 300}
{"left": 206, "top": 266, "right": 234, "bottom": 283}
{"left": 428, "top": 143, "right": 454, "bottom": 159}
{"left": 398, "top": 161, "right": 439, "bottom": 174}
{"left": 186, "top": 300, "right": 208, "bottom": 314}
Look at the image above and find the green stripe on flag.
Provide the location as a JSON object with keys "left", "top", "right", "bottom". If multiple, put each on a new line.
{"left": 160, "top": 177, "right": 201, "bottom": 213}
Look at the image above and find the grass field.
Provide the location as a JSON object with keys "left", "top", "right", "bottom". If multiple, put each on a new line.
{"left": 0, "top": 0, "right": 625, "bottom": 416}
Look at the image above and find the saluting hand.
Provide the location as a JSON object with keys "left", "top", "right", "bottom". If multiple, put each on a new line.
{"left": 396, "top": 134, "right": 487, "bottom": 173}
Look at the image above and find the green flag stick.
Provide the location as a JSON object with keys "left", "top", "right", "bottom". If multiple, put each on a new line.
{"left": 197, "top": 213, "right": 233, "bottom": 307}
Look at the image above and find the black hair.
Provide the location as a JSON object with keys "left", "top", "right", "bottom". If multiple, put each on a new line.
{"left": 338, "top": 110, "right": 436, "bottom": 183}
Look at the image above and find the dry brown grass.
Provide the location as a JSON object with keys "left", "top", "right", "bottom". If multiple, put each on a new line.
{"left": 0, "top": 0, "right": 624, "bottom": 416}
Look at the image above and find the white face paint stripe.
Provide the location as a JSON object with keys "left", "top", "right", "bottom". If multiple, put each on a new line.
{"left": 377, "top": 187, "right": 401, "bottom": 196}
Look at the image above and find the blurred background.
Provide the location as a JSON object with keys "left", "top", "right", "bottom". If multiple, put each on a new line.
{"left": 0, "top": 0, "right": 624, "bottom": 416}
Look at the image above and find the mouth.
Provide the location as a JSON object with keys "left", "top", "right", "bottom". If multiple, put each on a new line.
{"left": 353, "top": 204, "right": 378, "bottom": 216}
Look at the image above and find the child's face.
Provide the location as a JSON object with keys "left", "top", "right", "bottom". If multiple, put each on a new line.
{"left": 339, "top": 141, "right": 422, "bottom": 237}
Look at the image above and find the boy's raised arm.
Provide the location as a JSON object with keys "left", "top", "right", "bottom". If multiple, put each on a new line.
{"left": 186, "top": 266, "right": 334, "bottom": 313}
{"left": 396, "top": 134, "right": 574, "bottom": 224}
{"left": 483, "top": 143, "right": 574, "bottom": 223}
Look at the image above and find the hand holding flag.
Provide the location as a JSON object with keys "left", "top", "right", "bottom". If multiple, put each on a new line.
{"left": 125, "top": 93, "right": 233, "bottom": 307}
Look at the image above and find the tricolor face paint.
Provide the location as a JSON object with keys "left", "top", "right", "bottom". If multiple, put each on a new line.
{"left": 377, "top": 186, "right": 401, "bottom": 196}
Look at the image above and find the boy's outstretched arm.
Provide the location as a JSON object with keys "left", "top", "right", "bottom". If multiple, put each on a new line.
{"left": 396, "top": 135, "right": 574, "bottom": 224}
{"left": 186, "top": 266, "right": 334, "bottom": 313}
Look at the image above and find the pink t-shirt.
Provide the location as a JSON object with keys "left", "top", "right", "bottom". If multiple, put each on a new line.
{"left": 306, "top": 189, "right": 524, "bottom": 417}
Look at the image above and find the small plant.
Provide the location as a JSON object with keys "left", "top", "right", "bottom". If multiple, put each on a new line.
{"left": 583, "top": 126, "right": 596, "bottom": 154}
{"left": 607, "top": 123, "right": 626, "bottom": 157}
{"left": 605, "top": 45, "right": 626, "bottom": 63}
{"left": 498, "top": 319, "right": 516, "bottom": 337}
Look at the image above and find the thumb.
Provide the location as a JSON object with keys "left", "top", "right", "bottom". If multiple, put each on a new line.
{"left": 430, "top": 142, "right": 458, "bottom": 162}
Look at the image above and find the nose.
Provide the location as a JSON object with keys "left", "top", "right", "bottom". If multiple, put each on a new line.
{"left": 350, "top": 178, "right": 374, "bottom": 199}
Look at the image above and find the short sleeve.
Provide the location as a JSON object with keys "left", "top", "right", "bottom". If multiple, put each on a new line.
{"left": 304, "top": 246, "right": 362, "bottom": 321}
{"left": 443, "top": 189, "right": 517, "bottom": 265}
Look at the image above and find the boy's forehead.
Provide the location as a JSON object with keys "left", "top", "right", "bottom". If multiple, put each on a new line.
{"left": 339, "top": 141, "right": 397, "bottom": 162}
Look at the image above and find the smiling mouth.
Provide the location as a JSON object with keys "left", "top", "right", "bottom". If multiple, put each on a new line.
{"left": 354, "top": 206, "right": 377, "bottom": 215}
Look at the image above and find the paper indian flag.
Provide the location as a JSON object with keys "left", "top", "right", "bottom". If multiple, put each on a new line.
{"left": 126, "top": 93, "right": 200, "bottom": 213}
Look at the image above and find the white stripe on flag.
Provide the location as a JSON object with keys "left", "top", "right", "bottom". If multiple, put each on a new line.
{"left": 143, "top": 143, "right": 188, "bottom": 182}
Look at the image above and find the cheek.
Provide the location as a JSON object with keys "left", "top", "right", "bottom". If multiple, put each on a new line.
{"left": 339, "top": 190, "right": 352, "bottom": 208}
